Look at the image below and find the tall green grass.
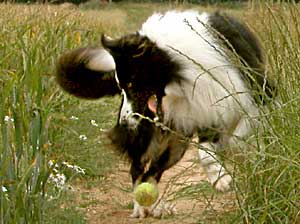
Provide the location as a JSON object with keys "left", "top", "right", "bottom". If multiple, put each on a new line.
{"left": 0, "top": 5, "right": 69, "bottom": 223}
{"left": 0, "top": 4, "right": 125, "bottom": 222}
{"left": 229, "top": 3, "right": 300, "bottom": 223}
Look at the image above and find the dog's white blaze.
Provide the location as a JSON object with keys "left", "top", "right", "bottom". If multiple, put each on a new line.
{"left": 119, "top": 89, "right": 139, "bottom": 128}
{"left": 86, "top": 49, "right": 115, "bottom": 72}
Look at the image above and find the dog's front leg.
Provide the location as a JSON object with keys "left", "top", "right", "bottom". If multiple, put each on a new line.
{"left": 129, "top": 160, "right": 150, "bottom": 218}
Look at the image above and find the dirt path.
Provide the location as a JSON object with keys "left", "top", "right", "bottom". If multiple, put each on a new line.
{"left": 76, "top": 149, "right": 235, "bottom": 224}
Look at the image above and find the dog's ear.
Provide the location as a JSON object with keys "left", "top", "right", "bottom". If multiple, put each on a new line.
{"left": 56, "top": 47, "right": 120, "bottom": 99}
{"left": 101, "top": 33, "right": 150, "bottom": 56}
{"left": 101, "top": 34, "right": 122, "bottom": 52}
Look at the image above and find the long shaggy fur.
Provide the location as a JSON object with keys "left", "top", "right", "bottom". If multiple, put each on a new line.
{"left": 56, "top": 10, "right": 275, "bottom": 218}
{"left": 56, "top": 47, "right": 119, "bottom": 99}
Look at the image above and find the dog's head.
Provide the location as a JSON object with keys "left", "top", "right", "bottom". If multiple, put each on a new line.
{"left": 100, "top": 33, "right": 179, "bottom": 128}
{"left": 56, "top": 31, "right": 181, "bottom": 132}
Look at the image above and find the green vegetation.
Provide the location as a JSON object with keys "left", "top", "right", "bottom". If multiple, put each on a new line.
{"left": 0, "top": 2, "right": 300, "bottom": 223}
{"left": 0, "top": 4, "right": 125, "bottom": 223}
{"left": 232, "top": 4, "right": 300, "bottom": 223}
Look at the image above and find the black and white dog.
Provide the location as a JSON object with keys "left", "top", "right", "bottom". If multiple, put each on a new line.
{"left": 56, "top": 11, "right": 274, "bottom": 218}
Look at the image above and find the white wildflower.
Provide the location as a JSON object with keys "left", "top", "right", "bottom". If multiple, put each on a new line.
{"left": 90, "top": 119, "right": 99, "bottom": 127}
{"left": 48, "top": 160, "right": 54, "bottom": 168}
{"left": 70, "top": 115, "right": 79, "bottom": 120}
{"left": 4, "top": 116, "right": 14, "bottom": 123}
{"left": 49, "top": 173, "right": 66, "bottom": 189}
{"left": 1, "top": 186, "right": 8, "bottom": 192}
{"left": 62, "top": 161, "right": 85, "bottom": 175}
{"left": 62, "top": 161, "right": 73, "bottom": 169}
{"left": 48, "top": 160, "right": 59, "bottom": 170}
{"left": 79, "top": 134, "right": 87, "bottom": 141}
{"left": 48, "top": 161, "right": 85, "bottom": 194}
{"left": 73, "top": 165, "right": 85, "bottom": 175}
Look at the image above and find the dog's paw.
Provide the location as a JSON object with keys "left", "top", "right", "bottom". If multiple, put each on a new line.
{"left": 130, "top": 200, "right": 177, "bottom": 219}
{"left": 213, "top": 173, "right": 232, "bottom": 192}
{"left": 150, "top": 201, "right": 177, "bottom": 218}
{"left": 130, "top": 201, "right": 149, "bottom": 218}
{"left": 201, "top": 156, "right": 232, "bottom": 192}
{"left": 198, "top": 144, "right": 231, "bottom": 191}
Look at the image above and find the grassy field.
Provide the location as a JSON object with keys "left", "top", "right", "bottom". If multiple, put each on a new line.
{"left": 0, "top": 1, "right": 300, "bottom": 223}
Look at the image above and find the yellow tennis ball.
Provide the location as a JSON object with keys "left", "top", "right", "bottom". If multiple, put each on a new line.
{"left": 134, "top": 182, "right": 159, "bottom": 207}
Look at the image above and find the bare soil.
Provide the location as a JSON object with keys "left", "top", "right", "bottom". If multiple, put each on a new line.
{"left": 75, "top": 149, "right": 235, "bottom": 224}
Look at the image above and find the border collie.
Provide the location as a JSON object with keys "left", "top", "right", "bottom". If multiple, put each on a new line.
{"left": 56, "top": 10, "right": 275, "bottom": 218}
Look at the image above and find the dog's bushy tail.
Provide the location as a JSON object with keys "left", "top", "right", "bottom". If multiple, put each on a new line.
{"left": 56, "top": 47, "right": 120, "bottom": 99}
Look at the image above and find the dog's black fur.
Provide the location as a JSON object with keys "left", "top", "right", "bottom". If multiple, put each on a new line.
{"left": 56, "top": 47, "right": 120, "bottom": 99}
{"left": 208, "top": 12, "right": 275, "bottom": 103}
